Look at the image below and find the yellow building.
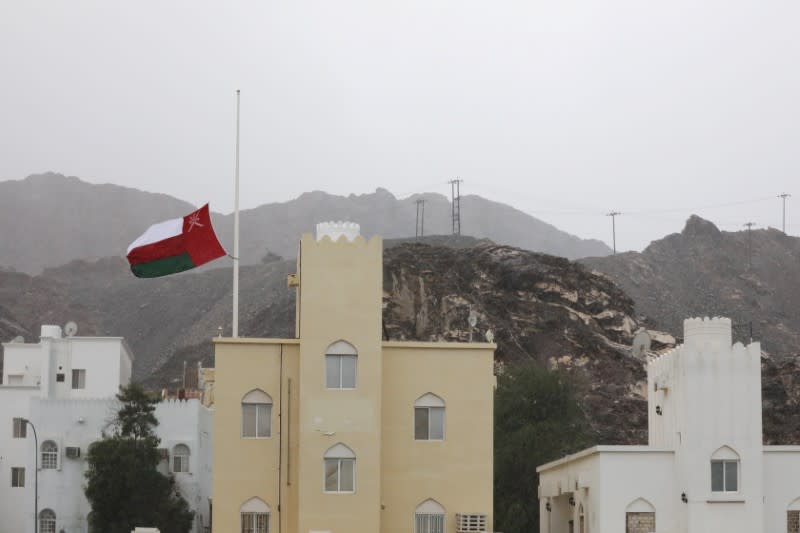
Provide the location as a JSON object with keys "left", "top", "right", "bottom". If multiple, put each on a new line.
{"left": 212, "top": 222, "right": 495, "bottom": 533}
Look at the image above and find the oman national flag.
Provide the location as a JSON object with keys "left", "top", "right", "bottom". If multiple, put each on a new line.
{"left": 126, "top": 204, "right": 227, "bottom": 278}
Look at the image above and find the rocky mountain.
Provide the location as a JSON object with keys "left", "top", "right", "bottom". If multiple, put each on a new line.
{"left": 582, "top": 215, "right": 800, "bottom": 356}
{"left": 3, "top": 237, "right": 800, "bottom": 445}
{"left": 0, "top": 173, "right": 611, "bottom": 274}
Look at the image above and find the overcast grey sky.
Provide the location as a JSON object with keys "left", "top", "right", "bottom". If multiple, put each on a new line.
{"left": 2, "top": 1, "right": 799, "bottom": 251}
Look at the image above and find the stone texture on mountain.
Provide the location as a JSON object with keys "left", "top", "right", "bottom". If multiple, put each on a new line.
{"left": 582, "top": 215, "right": 800, "bottom": 356}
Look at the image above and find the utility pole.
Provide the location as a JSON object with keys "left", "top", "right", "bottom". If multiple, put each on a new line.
{"left": 744, "top": 222, "right": 756, "bottom": 269}
{"left": 779, "top": 193, "right": 791, "bottom": 234}
{"left": 449, "top": 178, "right": 463, "bottom": 236}
{"left": 606, "top": 212, "right": 621, "bottom": 254}
{"left": 415, "top": 199, "right": 426, "bottom": 239}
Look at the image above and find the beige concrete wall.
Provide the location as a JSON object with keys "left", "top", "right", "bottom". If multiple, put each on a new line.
{"left": 297, "top": 234, "right": 385, "bottom": 533}
{"left": 211, "top": 339, "right": 299, "bottom": 533}
{"left": 381, "top": 342, "right": 495, "bottom": 533}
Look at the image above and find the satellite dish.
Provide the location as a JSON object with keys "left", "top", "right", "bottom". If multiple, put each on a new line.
{"left": 64, "top": 321, "right": 78, "bottom": 337}
{"left": 11, "top": 335, "right": 24, "bottom": 343}
{"left": 468, "top": 310, "right": 478, "bottom": 328}
{"left": 485, "top": 329, "right": 495, "bottom": 343}
{"left": 632, "top": 329, "right": 652, "bottom": 359}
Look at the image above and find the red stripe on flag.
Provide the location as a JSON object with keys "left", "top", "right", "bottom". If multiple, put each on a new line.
{"left": 127, "top": 233, "right": 188, "bottom": 265}
{"left": 183, "top": 204, "right": 226, "bottom": 267}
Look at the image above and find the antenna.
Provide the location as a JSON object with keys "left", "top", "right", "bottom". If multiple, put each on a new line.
{"left": 415, "top": 199, "right": 426, "bottom": 239}
{"left": 744, "top": 222, "right": 756, "bottom": 269}
{"left": 64, "top": 321, "right": 78, "bottom": 337}
{"left": 606, "top": 212, "right": 621, "bottom": 254}
{"left": 449, "top": 178, "right": 463, "bottom": 236}
{"left": 632, "top": 330, "right": 652, "bottom": 359}
{"left": 778, "top": 193, "right": 791, "bottom": 234}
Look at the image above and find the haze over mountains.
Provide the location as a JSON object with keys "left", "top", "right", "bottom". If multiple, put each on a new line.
{"left": 0, "top": 173, "right": 611, "bottom": 274}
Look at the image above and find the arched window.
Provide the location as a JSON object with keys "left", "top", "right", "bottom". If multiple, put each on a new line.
{"left": 242, "top": 389, "right": 272, "bottom": 438}
{"left": 415, "top": 499, "right": 445, "bottom": 533}
{"left": 325, "top": 341, "right": 357, "bottom": 389}
{"left": 414, "top": 393, "right": 445, "bottom": 441}
{"left": 625, "top": 498, "right": 655, "bottom": 533}
{"left": 324, "top": 443, "right": 355, "bottom": 493}
{"left": 41, "top": 440, "right": 58, "bottom": 469}
{"left": 39, "top": 509, "right": 56, "bottom": 533}
{"left": 711, "top": 445, "right": 740, "bottom": 493}
{"left": 172, "top": 444, "right": 190, "bottom": 473}
{"left": 240, "top": 497, "right": 270, "bottom": 533}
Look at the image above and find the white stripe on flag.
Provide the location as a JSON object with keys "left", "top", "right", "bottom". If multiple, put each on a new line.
{"left": 126, "top": 217, "right": 183, "bottom": 254}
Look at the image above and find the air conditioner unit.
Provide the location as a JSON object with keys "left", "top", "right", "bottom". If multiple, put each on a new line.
{"left": 65, "top": 446, "right": 81, "bottom": 459}
{"left": 456, "top": 513, "right": 487, "bottom": 532}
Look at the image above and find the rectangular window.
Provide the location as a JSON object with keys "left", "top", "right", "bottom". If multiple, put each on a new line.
{"left": 11, "top": 467, "right": 25, "bottom": 487}
{"left": 241, "top": 511, "right": 269, "bottom": 533}
{"left": 72, "top": 369, "right": 86, "bottom": 389}
{"left": 173, "top": 455, "right": 189, "bottom": 473}
{"left": 12, "top": 418, "right": 26, "bottom": 438}
{"left": 242, "top": 403, "right": 271, "bottom": 438}
{"left": 324, "top": 458, "right": 355, "bottom": 492}
{"left": 325, "top": 355, "right": 357, "bottom": 389}
{"left": 711, "top": 460, "right": 738, "bottom": 492}
{"left": 56, "top": 373, "right": 65, "bottom": 383}
{"left": 415, "top": 407, "right": 445, "bottom": 440}
{"left": 415, "top": 513, "right": 445, "bottom": 533}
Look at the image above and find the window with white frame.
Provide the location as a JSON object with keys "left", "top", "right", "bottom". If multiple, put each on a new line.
{"left": 324, "top": 443, "right": 355, "bottom": 493}
{"left": 39, "top": 509, "right": 56, "bottom": 533}
{"left": 11, "top": 467, "right": 25, "bottom": 487}
{"left": 72, "top": 369, "right": 86, "bottom": 389}
{"left": 325, "top": 341, "right": 357, "bottom": 389}
{"left": 41, "top": 440, "right": 58, "bottom": 470}
{"left": 414, "top": 393, "right": 445, "bottom": 441}
{"left": 172, "top": 444, "right": 190, "bottom": 473}
{"left": 240, "top": 497, "right": 270, "bottom": 533}
{"left": 415, "top": 499, "right": 446, "bottom": 533}
{"left": 12, "top": 417, "right": 26, "bottom": 438}
{"left": 711, "top": 446, "right": 739, "bottom": 492}
{"left": 241, "top": 389, "right": 272, "bottom": 438}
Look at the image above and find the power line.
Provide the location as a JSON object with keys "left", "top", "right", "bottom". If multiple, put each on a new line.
{"left": 606, "top": 212, "right": 621, "bottom": 254}
{"left": 449, "top": 178, "right": 463, "bottom": 236}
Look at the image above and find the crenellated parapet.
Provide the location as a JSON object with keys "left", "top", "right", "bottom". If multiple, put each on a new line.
{"left": 316, "top": 221, "right": 362, "bottom": 242}
{"left": 683, "top": 316, "right": 732, "bottom": 348}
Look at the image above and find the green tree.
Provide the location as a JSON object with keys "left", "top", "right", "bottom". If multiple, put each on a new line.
{"left": 84, "top": 384, "right": 194, "bottom": 533}
{"left": 494, "top": 363, "right": 592, "bottom": 533}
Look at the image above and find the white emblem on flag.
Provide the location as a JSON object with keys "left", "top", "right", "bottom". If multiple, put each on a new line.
{"left": 187, "top": 212, "right": 205, "bottom": 232}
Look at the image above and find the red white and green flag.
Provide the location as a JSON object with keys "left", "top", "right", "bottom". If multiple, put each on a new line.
{"left": 126, "top": 204, "right": 227, "bottom": 278}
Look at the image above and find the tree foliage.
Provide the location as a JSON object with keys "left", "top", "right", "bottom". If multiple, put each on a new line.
{"left": 494, "top": 363, "right": 592, "bottom": 533}
{"left": 85, "top": 384, "right": 193, "bottom": 533}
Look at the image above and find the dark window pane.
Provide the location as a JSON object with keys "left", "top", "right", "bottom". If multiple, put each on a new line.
{"left": 725, "top": 461, "right": 738, "bottom": 491}
{"left": 711, "top": 461, "right": 724, "bottom": 492}
{"left": 326, "top": 356, "right": 340, "bottom": 388}
{"left": 242, "top": 404, "right": 257, "bottom": 437}
{"left": 341, "top": 355, "right": 356, "bottom": 388}
{"left": 340, "top": 459, "right": 354, "bottom": 491}
{"left": 415, "top": 408, "right": 429, "bottom": 440}
{"left": 324, "top": 458, "right": 338, "bottom": 491}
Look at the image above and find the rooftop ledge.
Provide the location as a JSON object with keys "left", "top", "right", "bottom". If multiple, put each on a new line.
{"left": 212, "top": 337, "right": 495, "bottom": 350}
{"left": 537, "top": 445, "right": 675, "bottom": 473}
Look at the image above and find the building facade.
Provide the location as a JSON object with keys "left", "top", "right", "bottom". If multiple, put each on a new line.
{"left": 537, "top": 317, "right": 800, "bottom": 533}
{"left": 0, "top": 326, "right": 213, "bottom": 533}
{"left": 213, "top": 222, "right": 496, "bottom": 533}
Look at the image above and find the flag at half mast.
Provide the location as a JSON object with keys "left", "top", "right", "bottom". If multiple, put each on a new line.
{"left": 126, "top": 204, "right": 227, "bottom": 278}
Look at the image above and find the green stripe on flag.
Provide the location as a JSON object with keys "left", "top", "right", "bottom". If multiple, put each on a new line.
{"left": 130, "top": 252, "right": 195, "bottom": 278}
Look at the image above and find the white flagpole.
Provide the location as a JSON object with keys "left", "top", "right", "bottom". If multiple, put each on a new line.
{"left": 232, "top": 89, "right": 241, "bottom": 338}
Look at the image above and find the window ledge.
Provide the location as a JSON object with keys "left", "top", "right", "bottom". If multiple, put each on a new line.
{"left": 706, "top": 498, "right": 745, "bottom": 504}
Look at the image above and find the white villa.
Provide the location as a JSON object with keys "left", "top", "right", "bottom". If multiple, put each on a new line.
{"left": 0, "top": 325, "right": 213, "bottom": 533}
{"left": 537, "top": 317, "right": 800, "bottom": 533}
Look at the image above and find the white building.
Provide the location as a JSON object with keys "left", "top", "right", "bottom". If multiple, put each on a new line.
{"left": 0, "top": 325, "right": 213, "bottom": 533}
{"left": 537, "top": 317, "right": 800, "bottom": 533}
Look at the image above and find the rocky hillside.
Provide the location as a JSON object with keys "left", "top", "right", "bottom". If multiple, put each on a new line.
{"left": 4, "top": 238, "right": 800, "bottom": 445}
{"left": 582, "top": 215, "right": 800, "bottom": 356}
{"left": 0, "top": 173, "right": 611, "bottom": 274}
